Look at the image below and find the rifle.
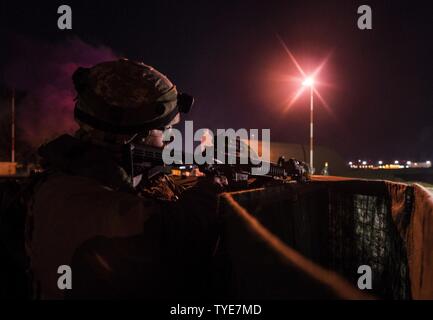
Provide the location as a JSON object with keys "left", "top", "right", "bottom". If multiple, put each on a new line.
{"left": 122, "top": 143, "right": 310, "bottom": 190}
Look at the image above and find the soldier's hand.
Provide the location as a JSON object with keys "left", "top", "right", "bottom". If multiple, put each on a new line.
{"left": 213, "top": 175, "right": 228, "bottom": 188}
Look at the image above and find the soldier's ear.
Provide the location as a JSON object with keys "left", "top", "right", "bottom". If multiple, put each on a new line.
{"left": 72, "top": 67, "right": 91, "bottom": 93}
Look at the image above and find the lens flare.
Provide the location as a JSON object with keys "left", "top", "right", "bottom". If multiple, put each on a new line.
{"left": 302, "top": 77, "right": 314, "bottom": 87}
{"left": 277, "top": 35, "right": 332, "bottom": 113}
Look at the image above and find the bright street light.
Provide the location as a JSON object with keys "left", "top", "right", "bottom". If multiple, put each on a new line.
{"left": 302, "top": 77, "right": 314, "bottom": 87}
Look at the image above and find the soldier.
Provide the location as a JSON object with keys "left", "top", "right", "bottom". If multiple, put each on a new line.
{"left": 25, "top": 59, "right": 224, "bottom": 299}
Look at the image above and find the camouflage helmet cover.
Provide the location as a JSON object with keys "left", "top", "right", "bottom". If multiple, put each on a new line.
{"left": 73, "top": 59, "right": 193, "bottom": 134}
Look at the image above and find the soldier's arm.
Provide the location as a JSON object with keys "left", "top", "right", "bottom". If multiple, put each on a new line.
{"left": 157, "top": 177, "right": 223, "bottom": 260}
{"left": 67, "top": 177, "right": 223, "bottom": 299}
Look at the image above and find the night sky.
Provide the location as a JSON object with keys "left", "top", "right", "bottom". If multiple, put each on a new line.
{"left": 1, "top": 0, "right": 433, "bottom": 161}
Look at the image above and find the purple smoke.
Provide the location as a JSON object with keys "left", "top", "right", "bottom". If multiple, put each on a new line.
{"left": 4, "top": 35, "right": 117, "bottom": 146}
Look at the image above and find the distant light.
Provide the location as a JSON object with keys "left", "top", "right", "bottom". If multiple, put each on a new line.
{"left": 302, "top": 77, "right": 314, "bottom": 87}
{"left": 378, "top": 161, "right": 383, "bottom": 165}
{"left": 394, "top": 160, "right": 399, "bottom": 164}
{"left": 348, "top": 161, "right": 353, "bottom": 166}
{"left": 407, "top": 161, "right": 412, "bottom": 165}
{"left": 362, "top": 161, "right": 367, "bottom": 165}
{"left": 427, "top": 161, "right": 431, "bottom": 165}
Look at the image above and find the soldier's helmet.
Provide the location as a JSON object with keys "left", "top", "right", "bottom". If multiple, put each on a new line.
{"left": 72, "top": 58, "right": 193, "bottom": 135}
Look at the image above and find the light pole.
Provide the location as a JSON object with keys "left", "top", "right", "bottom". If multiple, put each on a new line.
{"left": 302, "top": 77, "right": 314, "bottom": 173}
{"left": 11, "top": 88, "right": 15, "bottom": 163}
{"left": 276, "top": 38, "right": 330, "bottom": 174}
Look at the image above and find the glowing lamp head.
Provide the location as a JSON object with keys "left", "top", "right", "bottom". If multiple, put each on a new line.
{"left": 302, "top": 77, "right": 314, "bottom": 87}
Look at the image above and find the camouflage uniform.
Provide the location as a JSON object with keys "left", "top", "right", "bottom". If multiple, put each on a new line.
{"left": 25, "top": 60, "right": 221, "bottom": 299}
